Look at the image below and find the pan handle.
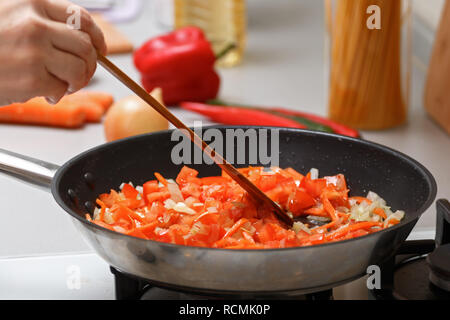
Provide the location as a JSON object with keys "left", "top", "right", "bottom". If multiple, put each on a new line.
{"left": 0, "top": 149, "right": 60, "bottom": 192}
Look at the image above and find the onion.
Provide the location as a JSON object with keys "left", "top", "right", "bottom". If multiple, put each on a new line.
{"left": 173, "top": 202, "right": 197, "bottom": 215}
{"left": 167, "top": 182, "right": 184, "bottom": 203}
{"left": 306, "top": 215, "right": 331, "bottom": 222}
{"left": 310, "top": 168, "right": 319, "bottom": 180}
{"left": 190, "top": 222, "right": 208, "bottom": 235}
{"left": 104, "top": 88, "right": 169, "bottom": 142}
{"left": 164, "top": 199, "right": 176, "bottom": 210}
{"left": 135, "top": 186, "right": 143, "bottom": 194}
{"left": 293, "top": 221, "right": 311, "bottom": 234}
{"left": 93, "top": 207, "right": 101, "bottom": 220}
{"left": 164, "top": 199, "right": 197, "bottom": 215}
{"left": 384, "top": 210, "right": 405, "bottom": 228}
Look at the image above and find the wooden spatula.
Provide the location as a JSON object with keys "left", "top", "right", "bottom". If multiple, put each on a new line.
{"left": 424, "top": 0, "right": 450, "bottom": 135}
{"left": 97, "top": 54, "right": 294, "bottom": 227}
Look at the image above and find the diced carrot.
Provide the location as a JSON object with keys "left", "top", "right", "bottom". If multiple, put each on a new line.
{"left": 350, "top": 196, "right": 372, "bottom": 205}
{"left": 154, "top": 172, "right": 169, "bottom": 186}
{"left": 322, "top": 195, "right": 338, "bottom": 221}
{"left": 373, "top": 207, "right": 387, "bottom": 219}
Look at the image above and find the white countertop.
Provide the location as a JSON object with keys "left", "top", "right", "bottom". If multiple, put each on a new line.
{"left": 0, "top": 0, "right": 447, "bottom": 261}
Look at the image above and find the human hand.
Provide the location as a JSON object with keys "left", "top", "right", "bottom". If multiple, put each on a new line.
{"left": 0, "top": 0, "right": 107, "bottom": 106}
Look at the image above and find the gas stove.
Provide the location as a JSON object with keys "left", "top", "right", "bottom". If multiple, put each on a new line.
{"left": 107, "top": 199, "right": 450, "bottom": 301}
{"left": 0, "top": 200, "right": 448, "bottom": 300}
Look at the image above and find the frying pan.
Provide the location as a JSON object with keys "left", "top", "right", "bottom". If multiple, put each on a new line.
{"left": 0, "top": 127, "right": 437, "bottom": 297}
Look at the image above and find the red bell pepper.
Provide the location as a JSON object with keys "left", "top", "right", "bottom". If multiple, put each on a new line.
{"left": 134, "top": 27, "right": 220, "bottom": 105}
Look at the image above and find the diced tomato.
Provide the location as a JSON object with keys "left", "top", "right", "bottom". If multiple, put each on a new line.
{"left": 176, "top": 166, "right": 200, "bottom": 185}
{"left": 143, "top": 180, "right": 159, "bottom": 197}
{"left": 121, "top": 183, "right": 139, "bottom": 199}
{"left": 200, "top": 176, "right": 229, "bottom": 185}
{"left": 256, "top": 223, "right": 276, "bottom": 243}
{"left": 300, "top": 176, "right": 327, "bottom": 198}
{"left": 99, "top": 190, "right": 121, "bottom": 207}
{"left": 181, "top": 182, "right": 201, "bottom": 199}
{"left": 195, "top": 212, "right": 219, "bottom": 225}
{"left": 287, "top": 190, "right": 316, "bottom": 216}
{"left": 259, "top": 174, "right": 277, "bottom": 191}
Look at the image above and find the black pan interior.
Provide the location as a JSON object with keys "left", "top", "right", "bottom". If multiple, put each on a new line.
{"left": 53, "top": 127, "right": 437, "bottom": 226}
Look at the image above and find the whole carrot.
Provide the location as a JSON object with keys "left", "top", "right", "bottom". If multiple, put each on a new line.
{"left": 0, "top": 97, "right": 86, "bottom": 128}
{"left": 80, "top": 91, "right": 114, "bottom": 111}
{"left": 63, "top": 91, "right": 115, "bottom": 122}
{"left": 62, "top": 94, "right": 104, "bottom": 123}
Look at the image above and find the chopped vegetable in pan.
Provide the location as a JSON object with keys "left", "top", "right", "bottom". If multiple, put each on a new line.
{"left": 85, "top": 166, "right": 404, "bottom": 249}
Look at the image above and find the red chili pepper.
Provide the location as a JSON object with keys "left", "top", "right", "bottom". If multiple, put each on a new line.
{"left": 206, "top": 99, "right": 360, "bottom": 138}
{"left": 134, "top": 27, "right": 220, "bottom": 105}
{"left": 180, "top": 102, "right": 307, "bottom": 129}
{"left": 272, "top": 108, "right": 360, "bottom": 138}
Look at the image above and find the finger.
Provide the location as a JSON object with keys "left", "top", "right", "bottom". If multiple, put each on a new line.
{"left": 42, "top": 72, "right": 69, "bottom": 104}
{"left": 45, "top": 48, "right": 89, "bottom": 94}
{"left": 43, "top": 0, "right": 107, "bottom": 54}
{"left": 48, "top": 21, "right": 97, "bottom": 81}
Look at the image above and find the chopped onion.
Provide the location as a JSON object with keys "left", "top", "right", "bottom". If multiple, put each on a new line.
{"left": 325, "top": 176, "right": 338, "bottom": 186}
{"left": 103, "top": 208, "right": 114, "bottom": 224}
{"left": 163, "top": 212, "right": 171, "bottom": 223}
{"left": 173, "top": 202, "right": 197, "bottom": 215}
{"left": 167, "top": 182, "right": 184, "bottom": 203}
{"left": 120, "top": 181, "right": 134, "bottom": 189}
{"left": 306, "top": 215, "right": 331, "bottom": 222}
{"left": 135, "top": 186, "right": 143, "bottom": 194}
{"left": 293, "top": 221, "right": 311, "bottom": 234}
{"left": 310, "top": 168, "right": 319, "bottom": 180}
{"left": 164, "top": 199, "right": 176, "bottom": 210}
{"left": 193, "top": 203, "right": 204, "bottom": 207}
{"left": 164, "top": 199, "right": 196, "bottom": 215}
{"left": 155, "top": 227, "right": 169, "bottom": 235}
{"left": 93, "top": 207, "right": 100, "bottom": 220}
{"left": 190, "top": 222, "right": 208, "bottom": 235}
{"left": 384, "top": 210, "right": 405, "bottom": 228}
{"left": 207, "top": 207, "right": 218, "bottom": 213}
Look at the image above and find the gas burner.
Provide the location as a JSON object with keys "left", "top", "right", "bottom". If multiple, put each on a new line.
{"left": 370, "top": 199, "right": 450, "bottom": 300}
{"left": 110, "top": 267, "right": 334, "bottom": 300}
